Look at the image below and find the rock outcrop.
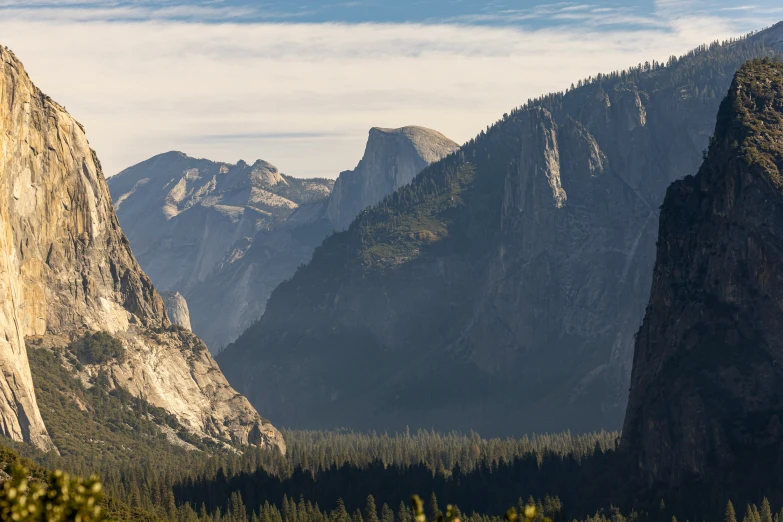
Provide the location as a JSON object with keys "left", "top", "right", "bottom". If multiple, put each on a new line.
{"left": 111, "top": 128, "right": 457, "bottom": 350}
{"left": 109, "top": 152, "right": 333, "bottom": 294}
{"left": 160, "top": 291, "right": 192, "bottom": 331}
{"left": 0, "top": 46, "right": 283, "bottom": 452}
{"left": 326, "top": 127, "right": 459, "bottom": 230}
{"left": 621, "top": 59, "right": 783, "bottom": 487}
{"left": 217, "top": 25, "right": 783, "bottom": 436}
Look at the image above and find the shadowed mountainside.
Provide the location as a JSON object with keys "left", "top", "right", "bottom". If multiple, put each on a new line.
{"left": 218, "top": 24, "right": 783, "bottom": 436}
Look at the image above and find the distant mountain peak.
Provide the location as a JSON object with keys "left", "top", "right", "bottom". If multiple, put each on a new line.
{"left": 216, "top": 29, "right": 783, "bottom": 437}
{"left": 326, "top": 125, "right": 459, "bottom": 230}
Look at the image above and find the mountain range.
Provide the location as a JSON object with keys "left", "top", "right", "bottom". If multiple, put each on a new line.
{"left": 109, "top": 127, "right": 458, "bottom": 350}
{"left": 3, "top": 19, "right": 783, "bottom": 522}
{"left": 216, "top": 23, "right": 783, "bottom": 437}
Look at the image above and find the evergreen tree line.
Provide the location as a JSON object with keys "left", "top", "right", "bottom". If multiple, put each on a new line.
{"left": 281, "top": 429, "right": 618, "bottom": 476}
{"left": 166, "top": 491, "right": 566, "bottom": 522}
{"left": 171, "top": 448, "right": 619, "bottom": 521}
{"left": 5, "top": 428, "right": 617, "bottom": 522}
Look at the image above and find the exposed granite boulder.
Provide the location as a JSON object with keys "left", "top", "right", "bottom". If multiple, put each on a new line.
{"left": 160, "top": 291, "right": 192, "bottom": 331}
{"left": 621, "top": 59, "right": 783, "bottom": 487}
{"left": 0, "top": 46, "right": 283, "bottom": 452}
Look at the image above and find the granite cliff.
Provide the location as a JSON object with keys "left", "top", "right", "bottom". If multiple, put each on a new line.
{"left": 0, "top": 46, "right": 283, "bottom": 452}
{"left": 110, "top": 128, "right": 457, "bottom": 350}
{"left": 621, "top": 59, "right": 783, "bottom": 488}
{"left": 326, "top": 127, "right": 459, "bottom": 231}
{"left": 217, "top": 25, "right": 783, "bottom": 436}
{"left": 108, "top": 152, "right": 333, "bottom": 294}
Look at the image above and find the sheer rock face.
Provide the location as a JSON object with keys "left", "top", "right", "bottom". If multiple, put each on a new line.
{"left": 326, "top": 127, "right": 459, "bottom": 231}
{"left": 160, "top": 291, "right": 192, "bottom": 331}
{"left": 0, "top": 46, "right": 283, "bottom": 453}
{"left": 621, "top": 60, "right": 783, "bottom": 486}
{"left": 218, "top": 26, "right": 783, "bottom": 436}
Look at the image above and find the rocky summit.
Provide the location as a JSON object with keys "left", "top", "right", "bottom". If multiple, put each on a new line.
{"left": 108, "top": 152, "right": 333, "bottom": 296}
{"left": 110, "top": 127, "right": 457, "bottom": 351}
{"left": 217, "top": 24, "right": 783, "bottom": 436}
{"left": 0, "top": 46, "right": 284, "bottom": 453}
{"left": 621, "top": 59, "right": 783, "bottom": 487}
{"left": 109, "top": 152, "right": 333, "bottom": 350}
{"left": 326, "top": 127, "right": 460, "bottom": 231}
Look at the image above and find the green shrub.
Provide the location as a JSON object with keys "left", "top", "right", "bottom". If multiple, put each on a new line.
{"left": 0, "top": 464, "right": 105, "bottom": 522}
{"left": 69, "top": 332, "right": 125, "bottom": 365}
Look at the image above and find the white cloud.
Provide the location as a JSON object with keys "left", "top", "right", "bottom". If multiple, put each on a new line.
{"left": 0, "top": 13, "right": 770, "bottom": 178}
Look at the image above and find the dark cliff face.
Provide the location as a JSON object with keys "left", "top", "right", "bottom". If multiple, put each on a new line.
{"left": 621, "top": 59, "right": 783, "bottom": 488}
{"left": 218, "top": 26, "right": 783, "bottom": 436}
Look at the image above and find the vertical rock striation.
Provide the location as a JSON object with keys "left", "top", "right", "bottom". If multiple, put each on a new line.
{"left": 621, "top": 59, "right": 783, "bottom": 487}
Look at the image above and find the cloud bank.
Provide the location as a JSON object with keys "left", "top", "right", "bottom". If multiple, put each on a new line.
{"left": 0, "top": 10, "right": 773, "bottom": 177}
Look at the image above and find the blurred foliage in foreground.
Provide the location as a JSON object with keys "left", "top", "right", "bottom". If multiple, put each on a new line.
{"left": 0, "top": 465, "right": 104, "bottom": 522}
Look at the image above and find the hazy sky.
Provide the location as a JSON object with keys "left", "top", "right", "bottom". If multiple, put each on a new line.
{"left": 0, "top": 1, "right": 780, "bottom": 178}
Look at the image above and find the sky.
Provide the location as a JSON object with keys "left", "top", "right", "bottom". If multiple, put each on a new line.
{"left": 0, "top": 1, "right": 781, "bottom": 178}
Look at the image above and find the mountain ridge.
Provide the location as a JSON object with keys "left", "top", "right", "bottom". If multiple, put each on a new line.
{"left": 217, "top": 24, "right": 783, "bottom": 436}
{"left": 111, "top": 127, "right": 458, "bottom": 350}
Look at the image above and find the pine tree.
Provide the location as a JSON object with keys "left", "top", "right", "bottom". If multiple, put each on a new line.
{"left": 398, "top": 501, "right": 412, "bottom": 522}
{"left": 230, "top": 491, "right": 249, "bottom": 522}
{"left": 429, "top": 493, "right": 441, "bottom": 522}
{"left": 381, "top": 504, "right": 395, "bottom": 522}
{"left": 726, "top": 501, "right": 737, "bottom": 522}
{"left": 366, "top": 495, "right": 380, "bottom": 522}
{"left": 335, "top": 499, "right": 350, "bottom": 522}
{"left": 743, "top": 505, "right": 755, "bottom": 522}
{"left": 166, "top": 488, "right": 179, "bottom": 521}
{"left": 353, "top": 509, "right": 365, "bottom": 522}
{"left": 761, "top": 499, "right": 773, "bottom": 522}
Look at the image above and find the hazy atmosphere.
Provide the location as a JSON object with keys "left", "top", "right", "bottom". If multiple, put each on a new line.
{"left": 2, "top": 2, "right": 783, "bottom": 521}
